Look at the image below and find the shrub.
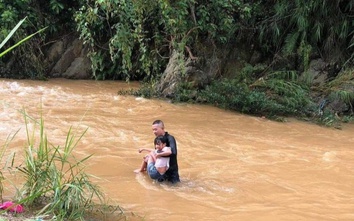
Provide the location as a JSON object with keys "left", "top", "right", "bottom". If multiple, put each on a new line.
{"left": 15, "top": 111, "right": 104, "bottom": 220}
{"left": 196, "top": 77, "right": 313, "bottom": 117}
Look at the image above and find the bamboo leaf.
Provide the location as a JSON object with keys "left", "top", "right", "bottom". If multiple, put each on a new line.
{"left": 0, "top": 27, "right": 47, "bottom": 58}
{"left": 0, "top": 17, "right": 27, "bottom": 49}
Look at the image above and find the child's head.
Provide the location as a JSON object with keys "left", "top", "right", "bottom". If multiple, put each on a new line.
{"left": 154, "top": 135, "right": 167, "bottom": 150}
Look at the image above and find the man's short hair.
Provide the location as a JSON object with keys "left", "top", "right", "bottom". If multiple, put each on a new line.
{"left": 152, "top": 120, "right": 164, "bottom": 129}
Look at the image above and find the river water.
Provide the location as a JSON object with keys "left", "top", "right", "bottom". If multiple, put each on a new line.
{"left": 1, "top": 79, "right": 354, "bottom": 221}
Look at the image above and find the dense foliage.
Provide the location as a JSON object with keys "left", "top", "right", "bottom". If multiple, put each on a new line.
{"left": 74, "top": 0, "right": 252, "bottom": 80}
{"left": 259, "top": 0, "right": 354, "bottom": 69}
{"left": 1, "top": 0, "right": 353, "bottom": 124}
{"left": 0, "top": 0, "right": 82, "bottom": 78}
{"left": 1, "top": 0, "right": 353, "bottom": 79}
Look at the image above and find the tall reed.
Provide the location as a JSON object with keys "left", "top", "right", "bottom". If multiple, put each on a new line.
{"left": 16, "top": 111, "right": 104, "bottom": 220}
{"left": 0, "top": 17, "right": 47, "bottom": 58}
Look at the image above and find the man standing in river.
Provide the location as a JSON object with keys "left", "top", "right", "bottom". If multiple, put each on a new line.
{"left": 151, "top": 120, "right": 180, "bottom": 184}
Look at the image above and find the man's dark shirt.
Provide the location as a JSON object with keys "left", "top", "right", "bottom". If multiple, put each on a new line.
{"left": 162, "top": 132, "right": 180, "bottom": 183}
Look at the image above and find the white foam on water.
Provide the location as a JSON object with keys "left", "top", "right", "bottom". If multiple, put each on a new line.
{"left": 322, "top": 151, "right": 337, "bottom": 162}
{"left": 135, "top": 97, "right": 146, "bottom": 102}
{"left": 135, "top": 173, "right": 161, "bottom": 191}
{"left": 8, "top": 82, "right": 20, "bottom": 91}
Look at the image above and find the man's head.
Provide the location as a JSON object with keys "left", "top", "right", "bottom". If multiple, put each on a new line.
{"left": 152, "top": 120, "right": 165, "bottom": 137}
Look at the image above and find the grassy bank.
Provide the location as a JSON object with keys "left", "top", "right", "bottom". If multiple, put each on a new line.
{"left": 0, "top": 111, "right": 136, "bottom": 220}
{"left": 126, "top": 67, "right": 354, "bottom": 129}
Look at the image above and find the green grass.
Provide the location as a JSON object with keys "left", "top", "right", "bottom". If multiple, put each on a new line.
{"left": 14, "top": 110, "right": 104, "bottom": 220}
{"left": 0, "top": 110, "right": 135, "bottom": 220}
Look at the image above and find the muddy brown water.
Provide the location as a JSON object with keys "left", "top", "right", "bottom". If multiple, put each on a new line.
{"left": 1, "top": 79, "right": 354, "bottom": 220}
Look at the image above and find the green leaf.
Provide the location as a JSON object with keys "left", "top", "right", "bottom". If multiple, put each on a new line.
{"left": 0, "top": 26, "right": 47, "bottom": 58}
{"left": 0, "top": 17, "right": 27, "bottom": 50}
